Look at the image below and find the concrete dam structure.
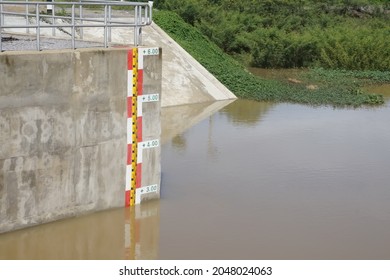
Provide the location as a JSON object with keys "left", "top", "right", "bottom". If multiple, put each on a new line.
{"left": 0, "top": 47, "right": 162, "bottom": 233}
{"left": 0, "top": 1, "right": 236, "bottom": 234}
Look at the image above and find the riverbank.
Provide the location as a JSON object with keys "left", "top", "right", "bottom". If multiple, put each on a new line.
{"left": 154, "top": 10, "right": 388, "bottom": 107}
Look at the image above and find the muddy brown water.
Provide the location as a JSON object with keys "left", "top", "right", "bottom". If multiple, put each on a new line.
{"left": 1, "top": 86, "right": 390, "bottom": 260}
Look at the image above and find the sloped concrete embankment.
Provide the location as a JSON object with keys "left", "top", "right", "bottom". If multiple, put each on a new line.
{"left": 0, "top": 49, "right": 133, "bottom": 233}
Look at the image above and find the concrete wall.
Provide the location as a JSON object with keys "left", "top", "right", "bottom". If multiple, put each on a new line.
{"left": 0, "top": 48, "right": 161, "bottom": 233}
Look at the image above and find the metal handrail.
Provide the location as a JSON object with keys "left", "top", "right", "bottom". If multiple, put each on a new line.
{"left": 0, "top": 0, "right": 153, "bottom": 51}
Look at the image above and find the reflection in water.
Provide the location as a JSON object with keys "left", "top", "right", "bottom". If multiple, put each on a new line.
{"left": 171, "top": 134, "right": 187, "bottom": 152}
{"left": 161, "top": 100, "right": 234, "bottom": 144}
{"left": 220, "top": 99, "right": 274, "bottom": 126}
{"left": 0, "top": 200, "right": 160, "bottom": 259}
{"left": 160, "top": 99, "right": 390, "bottom": 259}
{"left": 207, "top": 116, "right": 218, "bottom": 161}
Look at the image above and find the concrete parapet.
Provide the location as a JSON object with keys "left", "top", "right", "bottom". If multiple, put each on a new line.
{"left": 0, "top": 47, "right": 162, "bottom": 233}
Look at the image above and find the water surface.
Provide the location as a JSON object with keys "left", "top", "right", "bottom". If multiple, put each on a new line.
{"left": 160, "top": 98, "right": 390, "bottom": 259}
{"left": 1, "top": 96, "right": 390, "bottom": 259}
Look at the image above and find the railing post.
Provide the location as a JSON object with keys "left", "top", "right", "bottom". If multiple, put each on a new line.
{"left": 103, "top": 5, "right": 107, "bottom": 48}
{"left": 51, "top": 0, "right": 55, "bottom": 36}
{"left": 71, "top": 4, "right": 75, "bottom": 49}
{"left": 26, "top": 0, "right": 29, "bottom": 33}
{"left": 0, "top": 0, "right": 4, "bottom": 26}
{"left": 108, "top": 5, "right": 111, "bottom": 43}
{"left": 0, "top": 0, "right": 2, "bottom": 52}
{"left": 79, "top": 0, "right": 83, "bottom": 39}
{"left": 138, "top": 6, "right": 142, "bottom": 45}
{"left": 36, "top": 3, "right": 40, "bottom": 50}
{"left": 148, "top": 1, "right": 153, "bottom": 25}
{"left": 134, "top": 5, "right": 138, "bottom": 46}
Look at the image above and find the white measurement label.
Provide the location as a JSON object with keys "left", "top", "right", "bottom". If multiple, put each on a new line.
{"left": 140, "top": 139, "right": 159, "bottom": 149}
{"left": 141, "top": 93, "right": 159, "bottom": 103}
{"left": 137, "top": 139, "right": 160, "bottom": 163}
{"left": 135, "top": 184, "right": 159, "bottom": 204}
{"left": 141, "top": 47, "right": 159, "bottom": 56}
{"left": 140, "top": 184, "right": 158, "bottom": 194}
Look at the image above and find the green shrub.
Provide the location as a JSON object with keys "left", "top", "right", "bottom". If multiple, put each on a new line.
{"left": 155, "top": 0, "right": 390, "bottom": 71}
{"left": 153, "top": 10, "right": 385, "bottom": 107}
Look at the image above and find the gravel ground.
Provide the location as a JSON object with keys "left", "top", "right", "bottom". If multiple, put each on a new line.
{"left": 1, "top": 8, "right": 134, "bottom": 52}
{"left": 1, "top": 34, "right": 111, "bottom": 51}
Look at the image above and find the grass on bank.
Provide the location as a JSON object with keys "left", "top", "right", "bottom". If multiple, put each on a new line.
{"left": 154, "top": 10, "right": 385, "bottom": 107}
{"left": 155, "top": 0, "right": 390, "bottom": 71}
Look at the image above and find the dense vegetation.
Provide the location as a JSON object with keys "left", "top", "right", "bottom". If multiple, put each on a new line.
{"left": 152, "top": 0, "right": 389, "bottom": 106}
{"left": 154, "top": 10, "right": 387, "bottom": 107}
{"left": 155, "top": 0, "right": 390, "bottom": 71}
